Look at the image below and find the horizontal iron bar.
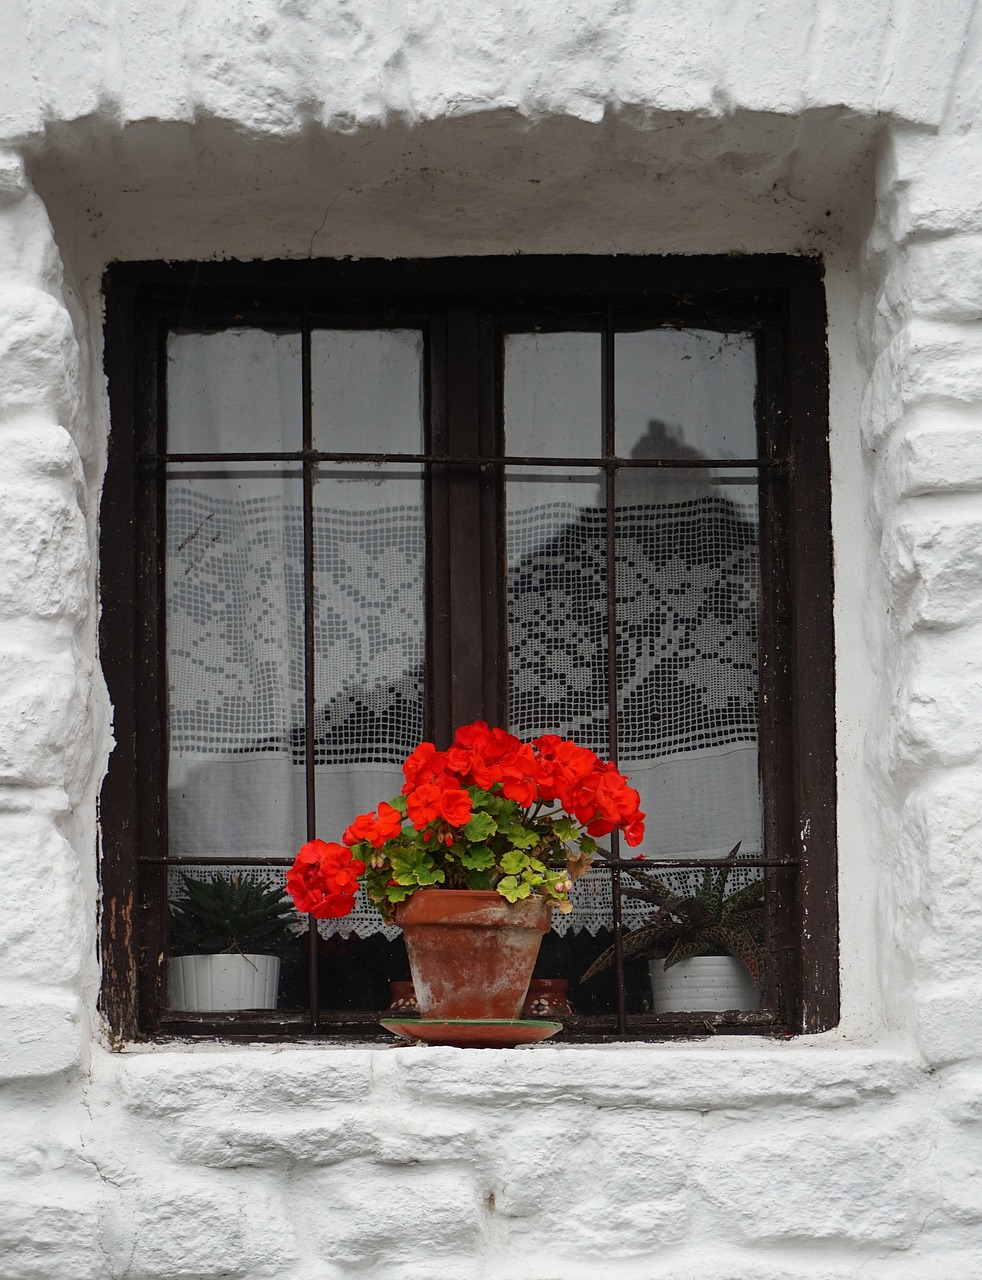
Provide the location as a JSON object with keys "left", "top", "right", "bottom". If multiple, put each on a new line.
{"left": 141, "top": 855, "right": 294, "bottom": 867}
{"left": 147, "top": 451, "right": 779, "bottom": 469}
{"left": 604, "top": 857, "right": 799, "bottom": 868}
{"left": 143, "top": 854, "right": 797, "bottom": 869}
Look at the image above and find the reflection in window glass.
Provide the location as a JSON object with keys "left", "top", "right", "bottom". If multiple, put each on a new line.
{"left": 616, "top": 330, "right": 757, "bottom": 461}
{"left": 312, "top": 330, "right": 424, "bottom": 454}
{"left": 504, "top": 333, "right": 600, "bottom": 458}
{"left": 167, "top": 330, "right": 302, "bottom": 455}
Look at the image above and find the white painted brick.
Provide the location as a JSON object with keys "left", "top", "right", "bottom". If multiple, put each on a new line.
{"left": 889, "top": 626, "right": 982, "bottom": 770}
{"left": 105, "top": 1184, "right": 299, "bottom": 1279}
{"left": 896, "top": 772, "right": 982, "bottom": 983}
{"left": 0, "top": 475, "right": 89, "bottom": 621}
{"left": 875, "top": 0, "right": 976, "bottom": 127}
{"left": 808, "top": 0, "right": 888, "bottom": 110}
{"left": 865, "top": 319, "right": 982, "bottom": 448}
{"left": 881, "top": 129, "right": 982, "bottom": 240}
{"left": 0, "top": 287, "right": 80, "bottom": 426}
{"left": 171, "top": 1109, "right": 381, "bottom": 1168}
{"left": 490, "top": 1109, "right": 691, "bottom": 1258}
{"left": 374, "top": 1043, "right": 923, "bottom": 1111}
{"left": 883, "top": 499, "right": 982, "bottom": 630}
{"left": 721, "top": 0, "right": 814, "bottom": 115}
{"left": 915, "top": 978, "right": 982, "bottom": 1068}
{"left": 31, "top": 0, "right": 113, "bottom": 126}
{"left": 0, "top": 150, "right": 27, "bottom": 203}
{"left": 933, "top": 1114, "right": 982, "bottom": 1225}
{"left": 879, "top": 403, "right": 982, "bottom": 503}
{"left": 694, "top": 1109, "right": 931, "bottom": 1246}
{"left": 0, "top": 810, "right": 88, "bottom": 984}
{"left": 0, "top": 988, "right": 82, "bottom": 1080}
{"left": 288, "top": 1162, "right": 485, "bottom": 1264}
{"left": 118, "top": 1047, "right": 379, "bottom": 1115}
{"left": 0, "top": 0, "right": 42, "bottom": 139}
{"left": 0, "top": 643, "right": 91, "bottom": 789}
{"left": 884, "top": 233, "right": 982, "bottom": 323}
{"left": 0, "top": 1195, "right": 102, "bottom": 1280}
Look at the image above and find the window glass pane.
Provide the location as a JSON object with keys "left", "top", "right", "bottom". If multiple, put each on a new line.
{"left": 615, "top": 329, "right": 757, "bottom": 461}
{"left": 506, "top": 464, "right": 608, "bottom": 748}
{"left": 166, "top": 463, "right": 307, "bottom": 863}
{"left": 311, "top": 329, "right": 424, "bottom": 454}
{"left": 310, "top": 463, "right": 425, "bottom": 815}
{"left": 167, "top": 330, "right": 301, "bottom": 454}
{"left": 616, "top": 469, "right": 762, "bottom": 862}
{"left": 504, "top": 332, "right": 601, "bottom": 458}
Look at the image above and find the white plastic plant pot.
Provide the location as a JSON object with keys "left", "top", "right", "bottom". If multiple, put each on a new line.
{"left": 648, "top": 955, "right": 761, "bottom": 1014}
{"left": 168, "top": 953, "right": 281, "bottom": 1012}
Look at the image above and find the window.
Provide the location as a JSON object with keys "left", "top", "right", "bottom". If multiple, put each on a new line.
{"left": 100, "top": 256, "right": 836, "bottom": 1041}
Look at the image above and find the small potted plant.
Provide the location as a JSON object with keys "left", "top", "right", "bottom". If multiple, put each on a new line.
{"left": 168, "top": 872, "right": 297, "bottom": 1012}
{"left": 581, "top": 847, "right": 764, "bottom": 1013}
{"left": 286, "top": 721, "right": 645, "bottom": 1032}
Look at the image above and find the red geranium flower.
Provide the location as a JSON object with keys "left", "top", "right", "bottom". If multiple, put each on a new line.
{"left": 286, "top": 839, "right": 366, "bottom": 919}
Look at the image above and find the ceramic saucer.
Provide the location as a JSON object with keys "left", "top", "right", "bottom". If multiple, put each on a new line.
{"left": 380, "top": 1018, "right": 562, "bottom": 1048}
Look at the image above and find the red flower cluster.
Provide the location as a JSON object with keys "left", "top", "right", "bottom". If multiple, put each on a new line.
{"left": 286, "top": 840, "right": 366, "bottom": 918}
{"left": 349, "top": 721, "right": 645, "bottom": 845}
{"left": 342, "top": 801, "right": 402, "bottom": 849}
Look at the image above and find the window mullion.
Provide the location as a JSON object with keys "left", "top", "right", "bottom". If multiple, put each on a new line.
{"left": 444, "top": 305, "right": 491, "bottom": 736}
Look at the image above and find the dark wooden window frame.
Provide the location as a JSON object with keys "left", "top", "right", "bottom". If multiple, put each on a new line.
{"left": 100, "top": 254, "right": 837, "bottom": 1043}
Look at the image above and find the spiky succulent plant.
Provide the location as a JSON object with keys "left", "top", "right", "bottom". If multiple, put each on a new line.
{"left": 581, "top": 845, "right": 764, "bottom": 985}
{"left": 169, "top": 873, "right": 296, "bottom": 957}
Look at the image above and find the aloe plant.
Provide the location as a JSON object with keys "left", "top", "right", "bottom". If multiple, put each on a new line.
{"left": 581, "top": 845, "right": 764, "bottom": 985}
{"left": 169, "top": 873, "right": 296, "bottom": 957}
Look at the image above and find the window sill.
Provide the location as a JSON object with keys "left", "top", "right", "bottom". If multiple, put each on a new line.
{"left": 109, "top": 1036, "right": 925, "bottom": 1124}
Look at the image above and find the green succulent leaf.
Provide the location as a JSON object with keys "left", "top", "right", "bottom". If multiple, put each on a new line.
{"left": 169, "top": 873, "right": 296, "bottom": 956}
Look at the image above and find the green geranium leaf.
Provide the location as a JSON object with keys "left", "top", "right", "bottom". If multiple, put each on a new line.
{"left": 578, "top": 835, "right": 599, "bottom": 855}
{"left": 389, "top": 848, "right": 445, "bottom": 887}
{"left": 497, "top": 875, "right": 532, "bottom": 902}
{"left": 500, "top": 826, "right": 540, "bottom": 850}
{"left": 388, "top": 794, "right": 408, "bottom": 816}
{"left": 383, "top": 882, "right": 415, "bottom": 903}
{"left": 464, "top": 869, "right": 494, "bottom": 891}
{"left": 463, "top": 812, "right": 498, "bottom": 843}
{"left": 460, "top": 844, "right": 496, "bottom": 871}
{"left": 552, "top": 816, "right": 578, "bottom": 842}
{"left": 500, "top": 849, "right": 531, "bottom": 875}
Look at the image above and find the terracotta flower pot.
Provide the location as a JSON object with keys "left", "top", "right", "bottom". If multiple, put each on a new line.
{"left": 521, "top": 978, "right": 573, "bottom": 1019}
{"left": 395, "top": 889, "right": 553, "bottom": 1019}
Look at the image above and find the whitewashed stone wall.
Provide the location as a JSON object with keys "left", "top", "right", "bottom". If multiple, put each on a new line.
{"left": 1, "top": 2, "right": 982, "bottom": 1276}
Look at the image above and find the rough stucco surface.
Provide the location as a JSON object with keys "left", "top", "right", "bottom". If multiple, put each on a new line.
{"left": 1, "top": 1, "right": 982, "bottom": 1276}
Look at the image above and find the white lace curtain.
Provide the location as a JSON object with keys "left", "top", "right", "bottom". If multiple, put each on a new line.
{"left": 165, "top": 327, "right": 763, "bottom": 936}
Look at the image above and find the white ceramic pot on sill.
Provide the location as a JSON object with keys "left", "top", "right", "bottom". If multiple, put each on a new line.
{"left": 168, "top": 953, "right": 281, "bottom": 1011}
{"left": 648, "top": 955, "right": 761, "bottom": 1014}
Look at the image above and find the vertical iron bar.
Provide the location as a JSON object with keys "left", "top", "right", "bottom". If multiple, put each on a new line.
{"left": 602, "top": 306, "right": 627, "bottom": 1036}
{"left": 301, "top": 317, "right": 320, "bottom": 1029}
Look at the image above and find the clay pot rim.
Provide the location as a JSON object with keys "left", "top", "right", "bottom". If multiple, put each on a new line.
{"left": 395, "top": 887, "right": 553, "bottom": 930}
